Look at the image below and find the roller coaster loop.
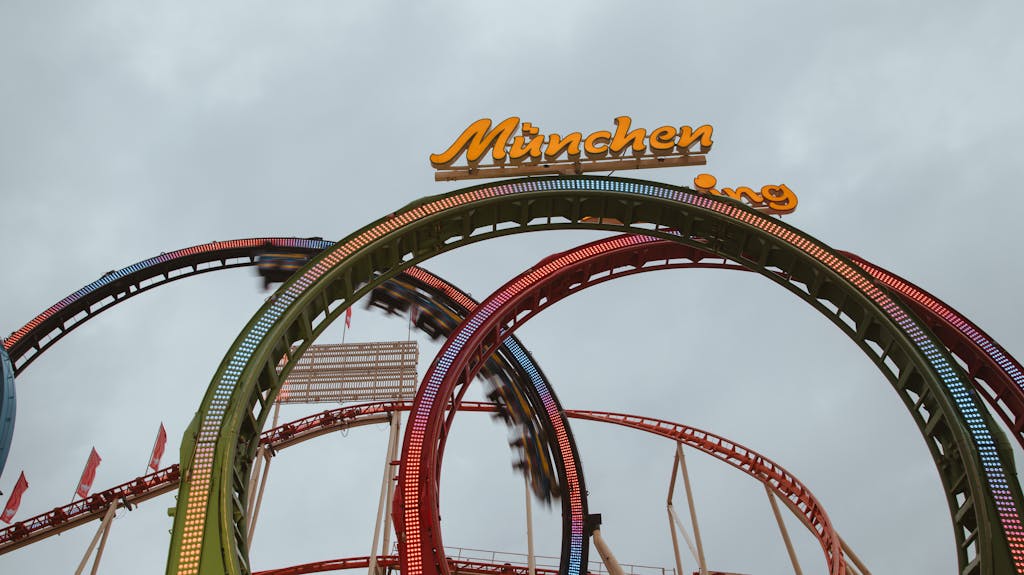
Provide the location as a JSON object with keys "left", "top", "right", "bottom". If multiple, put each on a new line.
{"left": 0, "top": 237, "right": 590, "bottom": 570}
{"left": 4, "top": 180, "right": 1019, "bottom": 572}
{"left": 161, "top": 176, "right": 1017, "bottom": 575}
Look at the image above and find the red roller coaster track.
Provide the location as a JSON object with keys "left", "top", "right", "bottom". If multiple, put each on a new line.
{"left": 395, "top": 234, "right": 851, "bottom": 575}
{"left": 6, "top": 236, "right": 1022, "bottom": 458}
{"left": 0, "top": 402, "right": 842, "bottom": 572}
{"left": 5, "top": 234, "right": 1024, "bottom": 574}
{"left": 252, "top": 555, "right": 561, "bottom": 575}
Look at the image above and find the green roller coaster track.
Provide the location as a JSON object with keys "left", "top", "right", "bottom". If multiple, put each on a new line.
{"left": 167, "top": 176, "right": 1023, "bottom": 575}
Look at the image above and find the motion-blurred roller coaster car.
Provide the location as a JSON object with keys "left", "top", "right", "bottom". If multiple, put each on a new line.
{"left": 511, "top": 425, "right": 561, "bottom": 504}
{"left": 486, "top": 375, "right": 560, "bottom": 503}
{"left": 256, "top": 251, "right": 309, "bottom": 289}
{"left": 367, "top": 280, "right": 416, "bottom": 316}
{"left": 410, "top": 299, "right": 461, "bottom": 340}
{"left": 485, "top": 373, "right": 537, "bottom": 426}
{"left": 367, "top": 279, "right": 461, "bottom": 340}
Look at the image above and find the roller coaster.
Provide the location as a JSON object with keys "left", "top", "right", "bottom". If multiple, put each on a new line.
{"left": 1, "top": 175, "right": 1023, "bottom": 575}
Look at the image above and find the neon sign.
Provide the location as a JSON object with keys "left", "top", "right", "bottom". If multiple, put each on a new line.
{"left": 693, "top": 173, "right": 798, "bottom": 215}
{"left": 432, "top": 116, "right": 712, "bottom": 181}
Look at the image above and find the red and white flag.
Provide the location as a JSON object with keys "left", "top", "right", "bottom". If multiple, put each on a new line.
{"left": 409, "top": 303, "right": 420, "bottom": 325}
{"left": 148, "top": 423, "right": 167, "bottom": 473}
{"left": 75, "top": 448, "right": 102, "bottom": 499}
{"left": 1, "top": 472, "right": 28, "bottom": 524}
{"left": 345, "top": 307, "right": 352, "bottom": 329}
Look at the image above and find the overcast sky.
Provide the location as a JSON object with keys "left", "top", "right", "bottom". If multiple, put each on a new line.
{"left": 2, "top": 2, "right": 1023, "bottom": 574}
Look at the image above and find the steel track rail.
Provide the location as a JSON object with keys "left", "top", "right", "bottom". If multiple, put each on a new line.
{"left": 4, "top": 240, "right": 1021, "bottom": 459}
{"left": 2, "top": 402, "right": 842, "bottom": 574}
{"left": 0, "top": 405, "right": 401, "bottom": 553}
{"left": 252, "top": 555, "right": 563, "bottom": 575}
{"left": 0, "top": 401, "right": 528, "bottom": 554}
{"left": 1, "top": 239, "right": 333, "bottom": 374}
{"left": 0, "top": 236, "right": 589, "bottom": 567}
{"left": 396, "top": 235, "right": 847, "bottom": 575}
{"left": 171, "top": 176, "right": 1024, "bottom": 575}
{"left": 6, "top": 236, "right": 1024, "bottom": 469}
{"left": 3, "top": 214, "right": 1022, "bottom": 573}
{"left": 0, "top": 466, "right": 181, "bottom": 554}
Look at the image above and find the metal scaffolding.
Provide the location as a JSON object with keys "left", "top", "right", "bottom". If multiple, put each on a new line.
{"left": 278, "top": 341, "right": 418, "bottom": 404}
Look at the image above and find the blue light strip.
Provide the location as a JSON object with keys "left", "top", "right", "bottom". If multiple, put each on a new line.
{"left": 176, "top": 177, "right": 1022, "bottom": 574}
{"left": 0, "top": 348, "right": 14, "bottom": 479}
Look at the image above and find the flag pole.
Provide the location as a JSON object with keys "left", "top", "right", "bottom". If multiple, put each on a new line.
{"left": 73, "top": 448, "right": 101, "bottom": 504}
{"left": 1, "top": 471, "right": 28, "bottom": 524}
{"left": 145, "top": 425, "right": 159, "bottom": 477}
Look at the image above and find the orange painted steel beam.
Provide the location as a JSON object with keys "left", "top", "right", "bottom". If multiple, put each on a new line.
{"left": 253, "top": 555, "right": 564, "bottom": 575}
{"left": 0, "top": 466, "right": 180, "bottom": 554}
{"left": 1, "top": 401, "right": 840, "bottom": 574}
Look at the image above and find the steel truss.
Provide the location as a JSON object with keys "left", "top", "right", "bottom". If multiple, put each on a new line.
{"left": 2, "top": 401, "right": 845, "bottom": 574}
{"left": 3, "top": 185, "right": 1023, "bottom": 575}
{"left": 171, "top": 177, "right": 1021, "bottom": 575}
{"left": 0, "top": 237, "right": 588, "bottom": 570}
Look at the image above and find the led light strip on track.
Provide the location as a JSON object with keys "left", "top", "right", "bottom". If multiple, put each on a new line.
{"left": 0, "top": 349, "right": 14, "bottom": 480}
{"left": 2, "top": 238, "right": 334, "bottom": 373}
{"left": 0, "top": 236, "right": 589, "bottom": 569}
{"left": 7, "top": 235, "right": 1024, "bottom": 468}
{"left": 398, "top": 234, "right": 842, "bottom": 574}
{"left": 845, "top": 254, "right": 1024, "bottom": 442}
{"left": 397, "top": 267, "right": 588, "bottom": 573}
{"left": 1, "top": 179, "right": 1021, "bottom": 574}
{"left": 173, "top": 176, "right": 1021, "bottom": 575}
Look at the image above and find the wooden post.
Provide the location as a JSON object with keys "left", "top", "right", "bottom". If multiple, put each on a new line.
{"left": 668, "top": 504, "right": 701, "bottom": 563}
{"left": 840, "top": 536, "right": 872, "bottom": 575}
{"left": 371, "top": 411, "right": 402, "bottom": 575}
{"left": 382, "top": 409, "right": 401, "bottom": 552}
{"left": 764, "top": 484, "right": 802, "bottom": 575}
{"left": 525, "top": 474, "right": 536, "bottom": 575}
{"left": 591, "top": 528, "right": 625, "bottom": 575}
{"left": 666, "top": 447, "right": 700, "bottom": 566}
{"left": 271, "top": 399, "right": 282, "bottom": 429}
{"left": 75, "top": 502, "right": 117, "bottom": 575}
{"left": 666, "top": 506, "right": 685, "bottom": 575}
{"left": 89, "top": 507, "right": 116, "bottom": 575}
{"left": 381, "top": 411, "right": 401, "bottom": 556}
{"left": 247, "top": 447, "right": 273, "bottom": 548}
{"left": 772, "top": 486, "right": 872, "bottom": 575}
{"left": 677, "top": 443, "right": 707, "bottom": 575}
{"left": 246, "top": 445, "right": 265, "bottom": 519}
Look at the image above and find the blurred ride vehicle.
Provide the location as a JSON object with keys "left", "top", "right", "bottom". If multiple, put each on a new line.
{"left": 256, "top": 251, "right": 309, "bottom": 289}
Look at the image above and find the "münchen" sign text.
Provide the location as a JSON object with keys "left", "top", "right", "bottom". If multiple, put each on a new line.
{"left": 431, "top": 117, "right": 712, "bottom": 181}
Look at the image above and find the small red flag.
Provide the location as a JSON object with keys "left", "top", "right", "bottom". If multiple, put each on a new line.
{"left": 148, "top": 423, "right": 167, "bottom": 472}
{"left": 1, "top": 472, "right": 28, "bottom": 524}
{"left": 75, "top": 448, "right": 102, "bottom": 499}
{"left": 409, "top": 304, "right": 420, "bottom": 325}
{"left": 345, "top": 307, "right": 352, "bottom": 329}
